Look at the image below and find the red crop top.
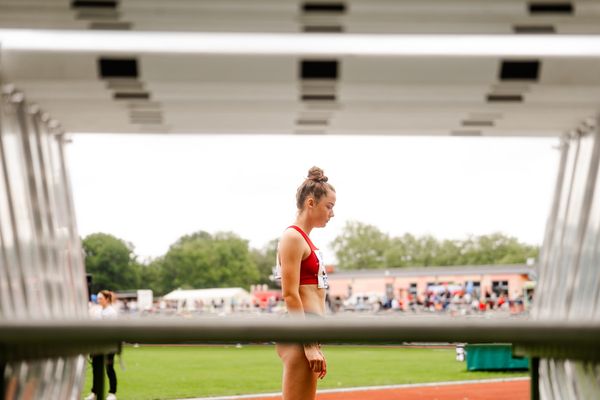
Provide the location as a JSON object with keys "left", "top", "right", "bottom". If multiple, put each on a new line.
{"left": 288, "top": 225, "right": 320, "bottom": 285}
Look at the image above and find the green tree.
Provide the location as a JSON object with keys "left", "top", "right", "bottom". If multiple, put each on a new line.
{"left": 434, "top": 239, "right": 464, "bottom": 266}
{"left": 383, "top": 236, "right": 410, "bottom": 268}
{"left": 459, "top": 233, "right": 539, "bottom": 265}
{"left": 331, "top": 221, "right": 390, "bottom": 269}
{"left": 159, "top": 231, "right": 259, "bottom": 293}
{"left": 139, "top": 258, "right": 165, "bottom": 295}
{"left": 386, "top": 234, "right": 447, "bottom": 267}
{"left": 411, "top": 234, "right": 440, "bottom": 266}
{"left": 82, "top": 233, "right": 140, "bottom": 293}
{"left": 331, "top": 221, "right": 539, "bottom": 269}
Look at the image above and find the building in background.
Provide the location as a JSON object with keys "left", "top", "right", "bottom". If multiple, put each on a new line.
{"left": 328, "top": 264, "right": 534, "bottom": 301}
{"left": 328, "top": 264, "right": 535, "bottom": 313}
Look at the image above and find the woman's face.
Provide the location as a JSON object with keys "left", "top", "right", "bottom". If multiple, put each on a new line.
{"left": 97, "top": 293, "right": 108, "bottom": 307}
{"left": 312, "top": 190, "right": 336, "bottom": 227}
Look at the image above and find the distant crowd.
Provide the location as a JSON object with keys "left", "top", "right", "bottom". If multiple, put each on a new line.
{"left": 329, "top": 288, "right": 533, "bottom": 316}
{"left": 107, "top": 286, "right": 533, "bottom": 318}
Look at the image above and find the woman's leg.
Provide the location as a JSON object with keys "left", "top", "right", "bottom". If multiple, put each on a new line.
{"left": 276, "top": 343, "right": 318, "bottom": 400}
{"left": 90, "top": 355, "right": 104, "bottom": 394}
{"left": 105, "top": 353, "right": 117, "bottom": 394}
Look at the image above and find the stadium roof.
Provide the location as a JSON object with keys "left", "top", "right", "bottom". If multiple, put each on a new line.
{"left": 1, "top": 0, "right": 599, "bottom": 136}
{"left": 329, "top": 263, "right": 536, "bottom": 279}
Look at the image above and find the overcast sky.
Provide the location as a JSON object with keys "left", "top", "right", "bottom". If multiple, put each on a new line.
{"left": 65, "top": 134, "right": 560, "bottom": 263}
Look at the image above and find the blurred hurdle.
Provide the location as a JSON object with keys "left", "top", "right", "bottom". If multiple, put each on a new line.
{"left": 1, "top": 316, "right": 600, "bottom": 399}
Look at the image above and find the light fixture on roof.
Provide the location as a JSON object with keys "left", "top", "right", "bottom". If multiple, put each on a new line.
{"left": 1, "top": 29, "right": 600, "bottom": 57}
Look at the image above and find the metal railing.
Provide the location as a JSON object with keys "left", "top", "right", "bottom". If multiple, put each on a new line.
{"left": 1, "top": 316, "right": 598, "bottom": 361}
{"left": 2, "top": 316, "right": 598, "bottom": 399}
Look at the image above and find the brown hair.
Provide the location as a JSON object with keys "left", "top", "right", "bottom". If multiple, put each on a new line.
{"left": 296, "top": 166, "right": 335, "bottom": 210}
{"left": 99, "top": 290, "right": 114, "bottom": 304}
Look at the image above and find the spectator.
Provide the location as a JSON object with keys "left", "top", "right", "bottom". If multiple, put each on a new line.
{"left": 84, "top": 290, "right": 118, "bottom": 400}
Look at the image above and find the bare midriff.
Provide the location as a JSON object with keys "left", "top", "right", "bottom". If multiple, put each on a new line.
{"left": 299, "top": 285, "right": 326, "bottom": 315}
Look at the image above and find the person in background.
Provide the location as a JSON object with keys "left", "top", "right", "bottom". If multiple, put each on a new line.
{"left": 88, "top": 294, "right": 101, "bottom": 319}
{"left": 275, "top": 166, "right": 336, "bottom": 400}
{"left": 84, "top": 290, "right": 118, "bottom": 400}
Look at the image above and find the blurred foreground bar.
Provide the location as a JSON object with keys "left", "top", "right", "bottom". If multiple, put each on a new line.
{"left": 1, "top": 316, "right": 598, "bottom": 361}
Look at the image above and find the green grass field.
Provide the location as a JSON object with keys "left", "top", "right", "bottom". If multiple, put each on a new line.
{"left": 83, "top": 345, "right": 527, "bottom": 400}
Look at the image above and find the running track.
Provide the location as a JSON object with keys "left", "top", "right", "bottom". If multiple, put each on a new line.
{"left": 185, "top": 377, "right": 529, "bottom": 400}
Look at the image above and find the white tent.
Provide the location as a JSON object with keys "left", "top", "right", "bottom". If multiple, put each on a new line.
{"left": 162, "top": 287, "right": 251, "bottom": 312}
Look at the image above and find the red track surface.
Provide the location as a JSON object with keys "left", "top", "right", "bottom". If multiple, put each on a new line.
{"left": 249, "top": 379, "right": 529, "bottom": 400}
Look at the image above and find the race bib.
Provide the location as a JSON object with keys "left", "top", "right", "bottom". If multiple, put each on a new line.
{"left": 317, "top": 272, "right": 329, "bottom": 289}
{"left": 316, "top": 250, "right": 329, "bottom": 289}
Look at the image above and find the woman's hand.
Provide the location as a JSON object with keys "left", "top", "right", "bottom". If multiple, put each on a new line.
{"left": 304, "top": 344, "right": 327, "bottom": 379}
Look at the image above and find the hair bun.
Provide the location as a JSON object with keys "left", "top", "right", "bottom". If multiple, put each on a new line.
{"left": 307, "top": 166, "right": 328, "bottom": 183}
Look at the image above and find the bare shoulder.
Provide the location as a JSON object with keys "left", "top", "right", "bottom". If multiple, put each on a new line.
{"left": 279, "top": 227, "right": 304, "bottom": 249}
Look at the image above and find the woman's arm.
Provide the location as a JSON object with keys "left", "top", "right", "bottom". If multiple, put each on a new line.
{"left": 278, "top": 229, "right": 305, "bottom": 316}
